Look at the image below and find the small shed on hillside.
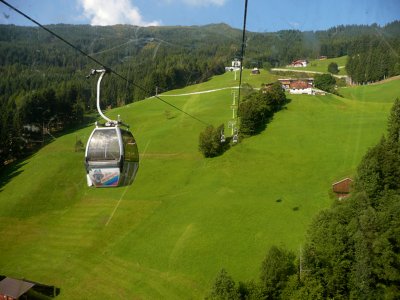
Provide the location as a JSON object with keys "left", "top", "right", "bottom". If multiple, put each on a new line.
{"left": 0, "top": 277, "right": 35, "bottom": 300}
{"left": 332, "top": 178, "right": 353, "bottom": 199}
{"left": 290, "top": 59, "right": 308, "bottom": 67}
{"left": 0, "top": 276, "right": 59, "bottom": 299}
{"left": 251, "top": 67, "right": 260, "bottom": 75}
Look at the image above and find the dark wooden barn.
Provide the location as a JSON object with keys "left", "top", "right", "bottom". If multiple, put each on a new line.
{"left": 0, "top": 276, "right": 59, "bottom": 299}
{"left": 0, "top": 277, "right": 34, "bottom": 300}
{"left": 332, "top": 178, "right": 353, "bottom": 199}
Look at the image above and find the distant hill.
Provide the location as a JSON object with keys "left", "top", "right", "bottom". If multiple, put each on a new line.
{"left": 1, "top": 21, "right": 399, "bottom": 165}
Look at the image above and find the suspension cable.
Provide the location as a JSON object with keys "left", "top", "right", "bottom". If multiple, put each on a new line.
{"left": 237, "top": 0, "right": 249, "bottom": 123}
{"left": 0, "top": 0, "right": 209, "bottom": 126}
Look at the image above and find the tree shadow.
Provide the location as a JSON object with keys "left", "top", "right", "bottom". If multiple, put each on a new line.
{"left": 243, "top": 97, "right": 292, "bottom": 137}
{"left": 0, "top": 157, "right": 30, "bottom": 192}
{"left": 209, "top": 136, "right": 232, "bottom": 158}
{"left": 52, "top": 115, "right": 97, "bottom": 137}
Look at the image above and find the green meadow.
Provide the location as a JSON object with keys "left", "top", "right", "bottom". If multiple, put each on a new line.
{"left": 339, "top": 77, "right": 400, "bottom": 102}
{"left": 0, "top": 71, "right": 397, "bottom": 299}
{"left": 284, "top": 56, "right": 348, "bottom": 75}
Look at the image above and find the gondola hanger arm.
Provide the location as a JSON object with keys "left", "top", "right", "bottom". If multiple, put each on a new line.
{"left": 87, "top": 69, "right": 117, "bottom": 126}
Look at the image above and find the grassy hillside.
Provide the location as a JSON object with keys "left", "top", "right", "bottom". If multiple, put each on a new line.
{"left": 284, "top": 56, "right": 348, "bottom": 75}
{"left": 0, "top": 72, "right": 397, "bottom": 299}
{"left": 339, "top": 77, "right": 400, "bottom": 102}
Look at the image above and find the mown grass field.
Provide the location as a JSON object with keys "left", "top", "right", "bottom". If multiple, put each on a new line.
{"left": 284, "top": 56, "right": 348, "bottom": 75}
{"left": 339, "top": 77, "right": 400, "bottom": 102}
{"left": 0, "top": 72, "right": 397, "bottom": 299}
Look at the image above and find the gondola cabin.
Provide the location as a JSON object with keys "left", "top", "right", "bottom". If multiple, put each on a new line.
{"left": 85, "top": 126, "right": 139, "bottom": 187}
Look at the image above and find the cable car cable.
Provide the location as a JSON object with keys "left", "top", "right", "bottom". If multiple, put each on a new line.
{"left": 236, "top": 0, "right": 249, "bottom": 123}
{"left": 0, "top": 0, "right": 209, "bottom": 126}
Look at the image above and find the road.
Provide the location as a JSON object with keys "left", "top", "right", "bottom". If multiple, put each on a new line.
{"left": 156, "top": 86, "right": 239, "bottom": 97}
{"left": 271, "top": 68, "right": 348, "bottom": 79}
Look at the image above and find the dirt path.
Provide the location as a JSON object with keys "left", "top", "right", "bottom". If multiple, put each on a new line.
{"left": 271, "top": 68, "right": 348, "bottom": 79}
{"left": 158, "top": 86, "right": 238, "bottom": 97}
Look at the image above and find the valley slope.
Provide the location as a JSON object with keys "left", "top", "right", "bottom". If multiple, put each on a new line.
{"left": 0, "top": 71, "right": 398, "bottom": 299}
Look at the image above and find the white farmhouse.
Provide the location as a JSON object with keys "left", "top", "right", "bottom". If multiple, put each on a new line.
{"left": 290, "top": 59, "right": 308, "bottom": 67}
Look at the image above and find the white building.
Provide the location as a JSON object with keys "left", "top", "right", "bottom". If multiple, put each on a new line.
{"left": 278, "top": 78, "right": 315, "bottom": 95}
{"left": 290, "top": 59, "right": 308, "bottom": 67}
{"left": 232, "top": 58, "right": 241, "bottom": 68}
{"left": 225, "top": 59, "right": 241, "bottom": 72}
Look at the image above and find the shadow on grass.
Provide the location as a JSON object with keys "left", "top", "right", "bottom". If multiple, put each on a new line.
{"left": 0, "top": 116, "right": 97, "bottom": 192}
{"left": 0, "top": 157, "right": 31, "bottom": 192}
{"left": 51, "top": 115, "right": 97, "bottom": 138}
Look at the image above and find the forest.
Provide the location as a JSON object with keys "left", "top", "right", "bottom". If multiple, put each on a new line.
{"left": 1, "top": 21, "right": 400, "bottom": 165}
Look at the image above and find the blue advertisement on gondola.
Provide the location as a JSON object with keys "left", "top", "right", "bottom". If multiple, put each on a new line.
{"left": 88, "top": 168, "right": 120, "bottom": 187}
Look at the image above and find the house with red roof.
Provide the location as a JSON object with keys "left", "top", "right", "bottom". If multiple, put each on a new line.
{"left": 290, "top": 59, "right": 308, "bottom": 67}
{"left": 278, "top": 78, "right": 314, "bottom": 94}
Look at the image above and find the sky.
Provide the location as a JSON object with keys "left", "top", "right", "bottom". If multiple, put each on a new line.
{"left": 0, "top": 0, "right": 399, "bottom": 32}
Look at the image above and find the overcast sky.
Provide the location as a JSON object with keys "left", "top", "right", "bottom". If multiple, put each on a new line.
{"left": 0, "top": 0, "right": 399, "bottom": 32}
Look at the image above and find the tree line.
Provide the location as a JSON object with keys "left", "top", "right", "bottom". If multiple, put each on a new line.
{"left": 206, "top": 99, "right": 400, "bottom": 299}
{"left": 346, "top": 35, "right": 400, "bottom": 84}
{"left": 238, "top": 82, "right": 287, "bottom": 136}
{"left": 0, "top": 82, "right": 90, "bottom": 164}
{"left": 0, "top": 24, "right": 232, "bottom": 165}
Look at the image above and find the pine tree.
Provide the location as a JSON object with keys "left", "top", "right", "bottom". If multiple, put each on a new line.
{"left": 198, "top": 124, "right": 225, "bottom": 158}
{"left": 328, "top": 62, "right": 339, "bottom": 74}
{"left": 260, "top": 246, "right": 296, "bottom": 299}
{"left": 206, "top": 269, "right": 240, "bottom": 300}
{"left": 387, "top": 98, "right": 400, "bottom": 143}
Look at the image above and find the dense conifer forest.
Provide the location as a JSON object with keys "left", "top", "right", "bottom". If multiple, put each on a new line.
{"left": 1, "top": 21, "right": 400, "bottom": 165}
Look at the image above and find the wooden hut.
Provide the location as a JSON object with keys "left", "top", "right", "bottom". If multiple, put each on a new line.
{"left": 332, "top": 178, "right": 353, "bottom": 199}
{"left": 0, "top": 277, "right": 35, "bottom": 300}
{"left": 0, "top": 276, "right": 59, "bottom": 299}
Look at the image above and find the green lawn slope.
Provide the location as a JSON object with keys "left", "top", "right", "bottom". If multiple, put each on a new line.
{"left": 0, "top": 73, "right": 397, "bottom": 299}
{"left": 284, "top": 56, "right": 348, "bottom": 75}
{"left": 339, "top": 77, "right": 400, "bottom": 102}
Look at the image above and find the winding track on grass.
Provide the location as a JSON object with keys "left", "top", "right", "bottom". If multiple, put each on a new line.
{"left": 105, "top": 139, "right": 151, "bottom": 227}
{"left": 154, "top": 86, "right": 239, "bottom": 97}
{"left": 271, "top": 68, "right": 348, "bottom": 79}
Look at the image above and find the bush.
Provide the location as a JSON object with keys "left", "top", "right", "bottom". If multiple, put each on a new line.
{"left": 199, "top": 124, "right": 225, "bottom": 158}
{"left": 206, "top": 269, "right": 240, "bottom": 300}
{"left": 314, "top": 73, "right": 336, "bottom": 93}
{"left": 239, "top": 81, "right": 287, "bottom": 136}
{"left": 328, "top": 62, "right": 339, "bottom": 74}
{"left": 238, "top": 93, "right": 269, "bottom": 136}
{"left": 74, "top": 138, "right": 84, "bottom": 152}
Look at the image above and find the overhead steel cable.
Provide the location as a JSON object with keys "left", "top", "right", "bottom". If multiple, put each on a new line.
{"left": 237, "top": 0, "right": 249, "bottom": 123}
{"left": 0, "top": 0, "right": 209, "bottom": 126}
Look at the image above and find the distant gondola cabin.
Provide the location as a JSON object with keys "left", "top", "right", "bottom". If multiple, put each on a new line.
{"left": 332, "top": 178, "right": 353, "bottom": 199}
